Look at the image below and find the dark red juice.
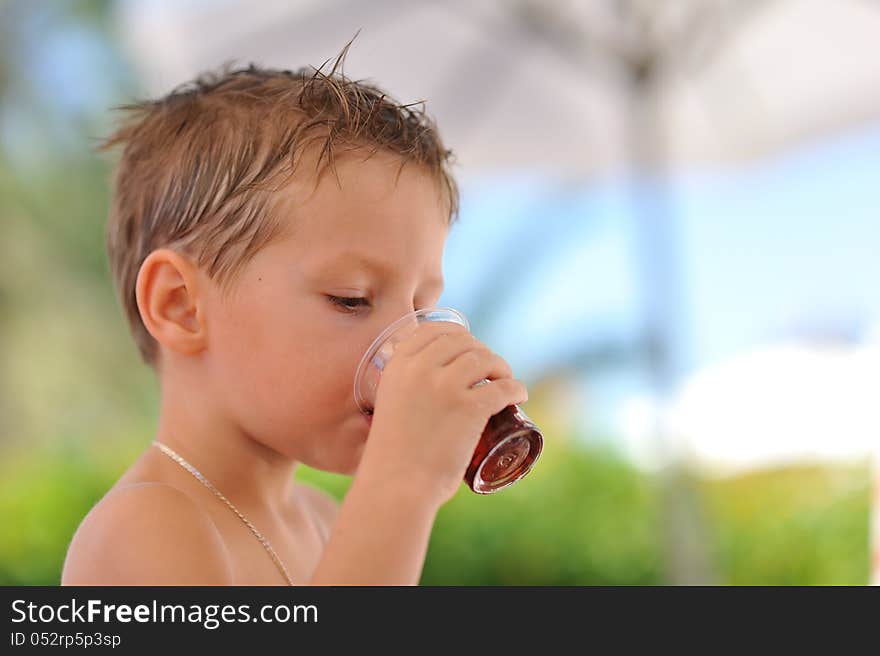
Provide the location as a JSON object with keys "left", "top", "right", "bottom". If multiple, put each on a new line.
{"left": 464, "top": 404, "right": 543, "bottom": 494}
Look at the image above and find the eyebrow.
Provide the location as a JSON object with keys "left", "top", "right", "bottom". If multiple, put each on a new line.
{"left": 322, "top": 251, "right": 444, "bottom": 292}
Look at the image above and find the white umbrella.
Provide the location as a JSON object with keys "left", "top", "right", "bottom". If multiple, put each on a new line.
{"left": 116, "top": 0, "right": 880, "bottom": 175}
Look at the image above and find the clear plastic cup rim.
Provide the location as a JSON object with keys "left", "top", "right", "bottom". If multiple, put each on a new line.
{"left": 353, "top": 306, "right": 470, "bottom": 414}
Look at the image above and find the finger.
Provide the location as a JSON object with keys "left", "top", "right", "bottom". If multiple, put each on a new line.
{"left": 443, "top": 347, "right": 516, "bottom": 388}
{"left": 412, "top": 331, "right": 480, "bottom": 368}
{"left": 392, "top": 320, "right": 469, "bottom": 358}
{"left": 471, "top": 377, "right": 529, "bottom": 414}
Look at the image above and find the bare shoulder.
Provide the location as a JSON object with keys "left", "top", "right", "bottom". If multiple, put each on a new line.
{"left": 295, "top": 482, "right": 340, "bottom": 533}
{"left": 62, "top": 482, "right": 233, "bottom": 586}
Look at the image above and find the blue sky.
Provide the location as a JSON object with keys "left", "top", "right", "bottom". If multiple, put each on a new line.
{"left": 447, "top": 121, "right": 879, "bottom": 370}
{"left": 443, "top": 122, "right": 880, "bottom": 438}
{"left": 676, "top": 123, "right": 880, "bottom": 369}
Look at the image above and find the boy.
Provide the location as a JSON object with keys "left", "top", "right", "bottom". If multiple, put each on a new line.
{"left": 61, "top": 42, "right": 528, "bottom": 585}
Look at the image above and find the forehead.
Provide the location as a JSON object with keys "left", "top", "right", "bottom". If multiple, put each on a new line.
{"left": 279, "top": 150, "right": 449, "bottom": 275}
{"left": 307, "top": 153, "right": 444, "bottom": 215}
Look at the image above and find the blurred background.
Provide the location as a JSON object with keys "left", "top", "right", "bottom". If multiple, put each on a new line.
{"left": 1, "top": 0, "right": 878, "bottom": 585}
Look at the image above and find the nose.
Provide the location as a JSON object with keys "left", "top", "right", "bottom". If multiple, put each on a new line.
{"left": 381, "top": 298, "right": 421, "bottom": 330}
{"left": 376, "top": 306, "right": 420, "bottom": 345}
{"left": 371, "top": 303, "right": 438, "bottom": 349}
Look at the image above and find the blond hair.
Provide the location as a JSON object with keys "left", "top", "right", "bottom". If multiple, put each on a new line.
{"left": 101, "top": 36, "right": 459, "bottom": 369}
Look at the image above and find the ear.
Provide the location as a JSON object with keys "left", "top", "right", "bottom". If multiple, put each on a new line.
{"left": 135, "top": 248, "right": 208, "bottom": 357}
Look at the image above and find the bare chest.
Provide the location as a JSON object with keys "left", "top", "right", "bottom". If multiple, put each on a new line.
{"left": 206, "top": 504, "right": 326, "bottom": 586}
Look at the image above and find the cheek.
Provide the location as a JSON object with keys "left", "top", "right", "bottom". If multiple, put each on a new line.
{"left": 208, "top": 297, "right": 298, "bottom": 400}
{"left": 208, "top": 288, "right": 374, "bottom": 422}
{"left": 216, "top": 317, "right": 359, "bottom": 419}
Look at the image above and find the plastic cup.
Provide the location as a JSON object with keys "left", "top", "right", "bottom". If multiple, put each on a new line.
{"left": 354, "top": 307, "right": 542, "bottom": 494}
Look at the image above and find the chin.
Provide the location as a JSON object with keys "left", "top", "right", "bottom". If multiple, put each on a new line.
{"left": 317, "top": 436, "right": 365, "bottom": 478}
{"left": 321, "top": 460, "right": 360, "bottom": 478}
{"left": 341, "top": 442, "right": 366, "bottom": 476}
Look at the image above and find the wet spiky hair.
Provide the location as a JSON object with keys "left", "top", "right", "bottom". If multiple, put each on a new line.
{"left": 100, "top": 34, "right": 459, "bottom": 369}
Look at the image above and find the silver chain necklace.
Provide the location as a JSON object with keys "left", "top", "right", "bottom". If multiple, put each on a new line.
{"left": 151, "top": 440, "right": 295, "bottom": 586}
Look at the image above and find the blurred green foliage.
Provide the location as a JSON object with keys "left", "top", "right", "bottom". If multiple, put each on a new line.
{"left": 697, "top": 463, "right": 870, "bottom": 585}
{"left": 0, "top": 434, "right": 869, "bottom": 585}
{"left": 0, "top": 439, "right": 146, "bottom": 585}
{"left": 422, "top": 441, "right": 665, "bottom": 585}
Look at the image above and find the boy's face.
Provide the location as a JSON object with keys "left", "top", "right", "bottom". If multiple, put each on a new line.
{"left": 201, "top": 150, "right": 449, "bottom": 475}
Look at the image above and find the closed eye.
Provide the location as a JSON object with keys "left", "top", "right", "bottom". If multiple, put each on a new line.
{"left": 327, "top": 295, "right": 369, "bottom": 313}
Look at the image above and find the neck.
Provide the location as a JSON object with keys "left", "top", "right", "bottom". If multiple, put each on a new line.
{"left": 152, "top": 366, "right": 299, "bottom": 519}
